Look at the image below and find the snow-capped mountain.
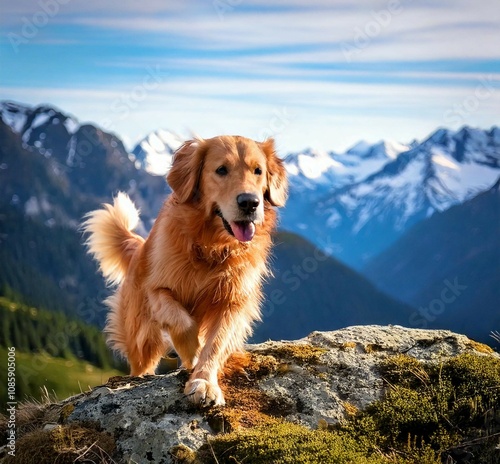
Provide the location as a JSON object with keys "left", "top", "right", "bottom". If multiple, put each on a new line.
{"left": 283, "top": 139, "right": 411, "bottom": 191}
{"left": 280, "top": 139, "right": 411, "bottom": 235}
{"left": 131, "top": 129, "right": 184, "bottom": 176}
{"left": 284, "top": 126, "right": 500, "bottom": 268}
{"left": 0, "top": 101, "right": 167, "bottom": 230}
{"left": 0, "top": 101, "right": 81, "bottom": 155}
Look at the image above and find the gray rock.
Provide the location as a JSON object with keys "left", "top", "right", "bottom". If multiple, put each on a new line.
{"left": 66, "top": 325, "right": 497, "bottom": 463}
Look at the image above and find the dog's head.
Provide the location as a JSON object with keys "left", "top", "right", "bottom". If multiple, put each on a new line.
{"left": 167, "top": 135, "right": 288, "bottom": 242}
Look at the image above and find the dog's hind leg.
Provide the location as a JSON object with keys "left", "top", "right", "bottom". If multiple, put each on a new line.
{"left": 148, "top": 288, "right": 200, "bottom": 370}
{"left": 128, "top": 323, "right": 166, "bottom": 376}
{"left": 106, "top": 288, "right": 167, "bottom": 376}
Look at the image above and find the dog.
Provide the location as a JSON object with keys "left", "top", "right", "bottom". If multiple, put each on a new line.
{"left": 83, "top": 135, "right": 287, "bottom": 406}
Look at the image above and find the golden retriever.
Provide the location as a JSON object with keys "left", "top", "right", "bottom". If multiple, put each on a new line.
{"left": 83, "top": 136, "right": 287, "bottom": 406}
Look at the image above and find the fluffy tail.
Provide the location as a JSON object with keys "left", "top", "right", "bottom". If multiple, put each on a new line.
{"left": 82, "top": 192, "right": 144, "bottom": 285}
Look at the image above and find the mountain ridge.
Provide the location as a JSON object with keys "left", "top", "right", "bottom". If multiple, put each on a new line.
{"left": 364, "top": 179, "right": 500, "bottom": 343}
{"left": 286, "top": 125, "right": 499, "bottom": 267}
{"left": 256, "top": 231, "right": 414, "bottom": 342}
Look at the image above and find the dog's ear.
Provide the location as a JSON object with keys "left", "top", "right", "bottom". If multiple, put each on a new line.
{"left": 167, "top": 139, "right": 206, "bottom": 203}
{"left": 259, "top": 138, "right": 288, "bottom": 207}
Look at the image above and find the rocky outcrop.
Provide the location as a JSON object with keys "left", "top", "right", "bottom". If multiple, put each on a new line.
{"left": 3, "top": 325, "right": 498, "bottom": 463}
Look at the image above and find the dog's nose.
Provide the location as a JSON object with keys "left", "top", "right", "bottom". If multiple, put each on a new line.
{"left": 237, "top": 193, "right": 260, "bottom": 214}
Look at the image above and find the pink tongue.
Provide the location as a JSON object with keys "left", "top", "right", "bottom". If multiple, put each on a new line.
{"left": 230, "top": 221, "right": 255, "bottom": 242}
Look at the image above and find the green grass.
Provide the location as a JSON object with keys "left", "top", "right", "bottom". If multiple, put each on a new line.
{"left": 0, "top": 347, "right": 122, "bottom": 406}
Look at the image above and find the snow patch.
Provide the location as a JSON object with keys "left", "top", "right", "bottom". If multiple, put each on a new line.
{"left": 157, "top": 129, "right": 183, "bottom": 150}
{"left": 297, "top": 153, "right": 338, "bottom": 180}
{"left": 25, "top": 197, "right": 41, "bottom": 216}
{"left": 431, "top": 147, "right": 460, "bottom": 170}
{"left": 64, "top": 118, "right": 79, "bottom": 134}
{"left": 143, "top": 152, "right": 174, "bottom": 176}
{"left": 133, "top": 129, "right": 184, "bottom": 176}
{"left": 435, "top": 162, "right": 500, "bottom": 207}
{"left": 384, "top": 140, "right": 410, "bottom": 159}
{"left": 285, "top": 162, "right": 299, "bottom": 176}
{"left": 31, "top": 113, "right": 51, "bottom": 129}
{"left": 0, "top": 102, "right": 28, "bottom": 133}
{"left": 66, "top": 136, "right": 77, "bottom": 166}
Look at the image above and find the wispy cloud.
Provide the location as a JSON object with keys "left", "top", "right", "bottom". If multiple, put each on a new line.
{"left": 0, "top": 0, "right": 498, "bottom": 151}
{"left": 63, "top": 1, "right": 500, "bottom": 61}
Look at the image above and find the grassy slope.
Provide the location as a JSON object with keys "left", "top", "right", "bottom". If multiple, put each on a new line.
{"left": 0, "top": 297, "right": 124, "bottom": 406}
{"left": 0, "top": 347, "right": 122, "bottom": 405}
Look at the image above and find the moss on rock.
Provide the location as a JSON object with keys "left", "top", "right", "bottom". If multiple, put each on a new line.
{"left": 169, "top": 444, "right": 198, "bottom": 463}
{"left": 345, "top": 352, "right": 500, "bottom": 463}
{"left": 261, "top": 343, "right": 328, "bottom": 364}
{"left": 198, "top": 421, "right": 389, "bottom": 464}
{"left": 198, "top": 351, "right": 500, "bottom": 464}
{"left": 206, "top": 353, "right": 291, "bottom": 433}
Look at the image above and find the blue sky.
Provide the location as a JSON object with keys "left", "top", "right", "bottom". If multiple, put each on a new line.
{"left": 0, "top": 0, "right": 499, "bottom": 152}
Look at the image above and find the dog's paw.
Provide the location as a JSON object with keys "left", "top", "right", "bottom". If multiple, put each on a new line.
{"left": 184, "top": 378, "right": 225, "bottom": 407}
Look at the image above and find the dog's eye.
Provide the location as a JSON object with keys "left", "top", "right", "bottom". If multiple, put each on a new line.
{"left": 254, "top": 167, "right": 263, "bottom": 176}
{"left": 216, "top": 166, "right": 228, "bottom": 176}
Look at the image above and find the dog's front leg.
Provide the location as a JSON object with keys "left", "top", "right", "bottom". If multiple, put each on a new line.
{"left": 149, "top": 288, "right": 200, "bottom": 369}
{"left": 184, "top": 307, "right": 253, "bottom": 407}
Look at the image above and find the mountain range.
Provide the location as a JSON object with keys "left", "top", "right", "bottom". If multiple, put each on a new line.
{"left": 256, "top": 231, "right": 414, "bottom": 342}
{"left": 0, "top": 101, "right": 167, "bottom": 327}
{"left": 365, "top": 180, "right": 500, "bottom": 342}
{"left": 0, "top": 100, "right": 498, "bottom": 345}
{"left": 132, "top": 120, "right": 499, "bottom": 270}
{"left": 281, "top": 126, "right": 500, "bottom": 268}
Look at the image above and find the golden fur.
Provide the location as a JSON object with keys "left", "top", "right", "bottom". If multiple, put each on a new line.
{"left": 83, "top": 136, "right": 287, "bottom": 406}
